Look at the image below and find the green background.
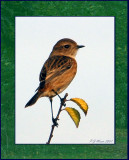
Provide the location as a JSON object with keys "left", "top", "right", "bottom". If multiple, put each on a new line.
{"left": 1, "top": 1, "right": 127, "bottom": 159}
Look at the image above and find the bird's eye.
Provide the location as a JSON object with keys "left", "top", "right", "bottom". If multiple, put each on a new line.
{"left": 64, "top": 45, "right": 70, "bottom": 48}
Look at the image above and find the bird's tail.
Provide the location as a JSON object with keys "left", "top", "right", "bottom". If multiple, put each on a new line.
{"left": 25, "top": 92, "right": 41, "bottom": 108}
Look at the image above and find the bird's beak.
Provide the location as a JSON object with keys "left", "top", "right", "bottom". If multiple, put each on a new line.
{"left": 77, "top": 45, "right": 85, "bottom": 49}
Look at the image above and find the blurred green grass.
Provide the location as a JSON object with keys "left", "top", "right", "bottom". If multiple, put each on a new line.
{"left": 1, "top": 129, "right": 127, "bottom": 159}
{"left": 1, "top": 1, "right": 127, "bottom": 159}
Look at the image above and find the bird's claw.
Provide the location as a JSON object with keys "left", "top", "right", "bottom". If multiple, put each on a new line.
{"left": 52, "top": 118, "right": 59, "bottom": 127}
{"left": 61, "top": 98, "right": 66, "bottom": 106}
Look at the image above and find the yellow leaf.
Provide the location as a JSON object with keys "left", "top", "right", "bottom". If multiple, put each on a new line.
{"left": 70, "top": 98, "right": 88, "bottom": 115}
{"left": 64, "top": 107, "right": 81, "bottom": 128}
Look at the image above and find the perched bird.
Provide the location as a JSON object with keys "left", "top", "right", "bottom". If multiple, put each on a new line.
{"left": 25, "top": 38, "right": 85, "bottom": 125}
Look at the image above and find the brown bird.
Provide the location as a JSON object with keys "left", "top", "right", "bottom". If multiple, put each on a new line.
{"left": 25, "top": 38, "right": 85, "bottom": 125}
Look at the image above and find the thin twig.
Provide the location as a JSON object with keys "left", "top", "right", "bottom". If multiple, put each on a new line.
{"left": 46, "top": 93, "right": 68, "bottom": 144}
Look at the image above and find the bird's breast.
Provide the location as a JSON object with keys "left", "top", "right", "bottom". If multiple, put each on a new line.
{"left": 39, "top": 57, "right": 77, "bottom": 98}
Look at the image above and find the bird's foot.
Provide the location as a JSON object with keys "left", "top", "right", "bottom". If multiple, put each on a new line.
{"left": 52, "top": 118, "right": 59, "bottom": 127}
{"left": 60, "top": 93, "right": 68, "bottom": 107}
{"left": 61, "top": 98, "right": 66, "bottom": 107}
{"left": 51, "top": 89, "right": 67, "bottom": 107}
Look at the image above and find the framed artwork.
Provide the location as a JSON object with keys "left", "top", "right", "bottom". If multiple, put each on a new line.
{"left": 1, "top": 1, "right": 127, "bottom": 159}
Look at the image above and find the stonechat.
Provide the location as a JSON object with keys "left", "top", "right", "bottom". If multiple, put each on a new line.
{"left": 25, "top": 38, "right": 85, "bottom": 124}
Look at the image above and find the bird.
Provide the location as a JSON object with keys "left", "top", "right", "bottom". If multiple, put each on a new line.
{"left": 25, "top": 38, "right": 85, "bottom": 125}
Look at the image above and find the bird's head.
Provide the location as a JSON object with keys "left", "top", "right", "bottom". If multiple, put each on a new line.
{"left": 50, "top": 38, "right": 85, "bottom": 58}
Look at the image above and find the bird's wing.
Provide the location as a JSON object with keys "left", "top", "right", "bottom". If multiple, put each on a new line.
{"left": 38, "top": 56, "right": 73, "bottom": 89}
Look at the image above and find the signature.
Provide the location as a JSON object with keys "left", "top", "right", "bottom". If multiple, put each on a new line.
{"left": 89, "top": 139, "right": 114, "bottom": 144}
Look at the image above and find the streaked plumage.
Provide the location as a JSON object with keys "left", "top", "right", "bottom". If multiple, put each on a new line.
{"left": 25, "top": 38, "right": 84, "bottom": 108}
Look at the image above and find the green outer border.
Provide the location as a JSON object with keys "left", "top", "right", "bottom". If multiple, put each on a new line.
{"left": 1, "top": 1, "right": 127, "bottom": 159}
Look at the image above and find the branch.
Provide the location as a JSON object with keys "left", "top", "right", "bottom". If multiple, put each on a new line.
{"left": 46, "top": 93, "right": 68, "bottom": 144}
